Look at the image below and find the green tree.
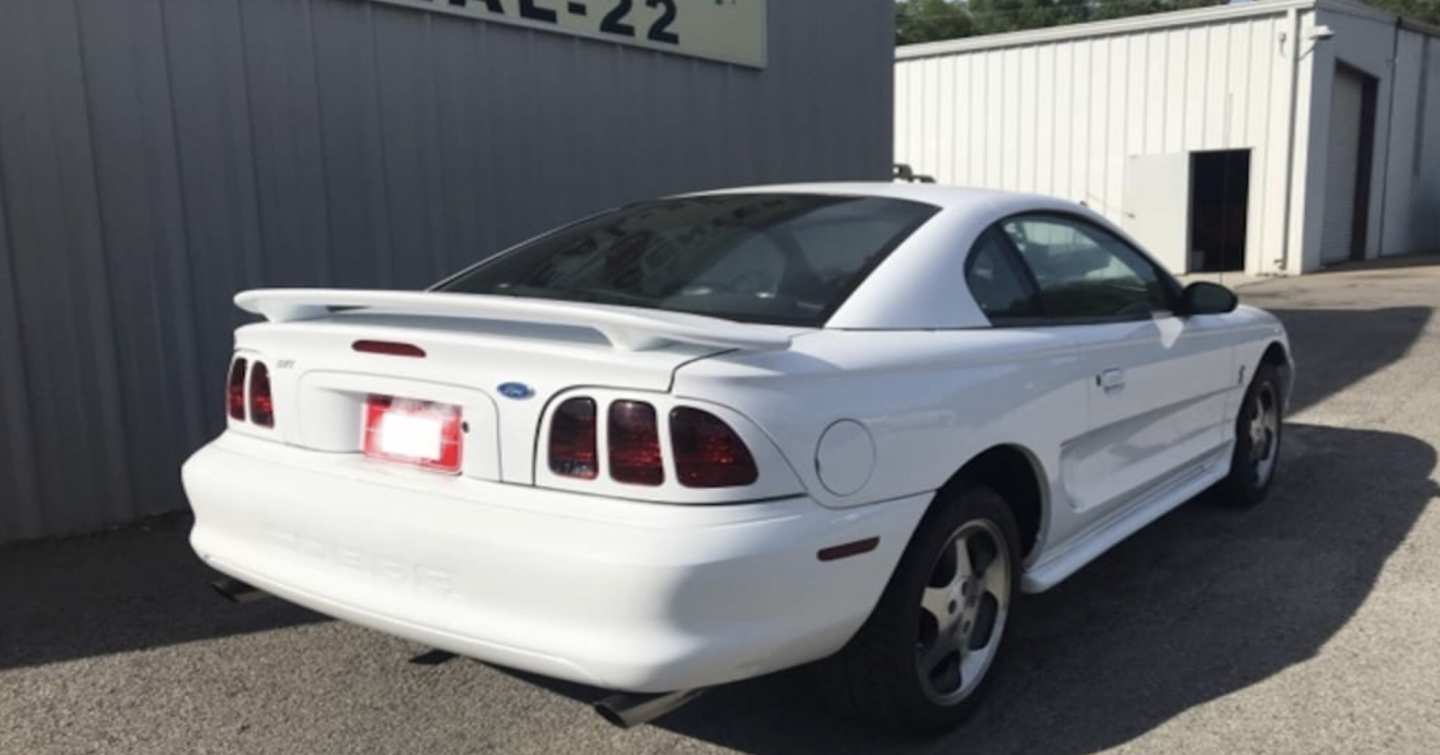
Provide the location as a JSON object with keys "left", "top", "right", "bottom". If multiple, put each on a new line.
{"left": 966, "top": 0, "right": 1091, "bottom": 37}
{"left": 896, "top": 0, "right": 975, "bottom": 45}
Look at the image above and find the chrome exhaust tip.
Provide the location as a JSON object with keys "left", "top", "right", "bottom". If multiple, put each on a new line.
{"left": 593, "top": 688, "right": 705, "bottom": 729}
{"left": 210, "top": 576, "right": 268, "bottom": 603}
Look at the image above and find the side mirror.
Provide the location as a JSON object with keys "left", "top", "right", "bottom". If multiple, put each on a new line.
{"left": 1181, "top": 281, "right": 1238, "bottom": 315}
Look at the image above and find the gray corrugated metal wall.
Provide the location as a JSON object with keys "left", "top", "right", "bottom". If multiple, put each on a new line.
{"left": 0, "top": 0, "right": 894, "bottom": 543}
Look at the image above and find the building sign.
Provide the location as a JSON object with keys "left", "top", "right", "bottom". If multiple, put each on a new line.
{"left": 376, "top": 0, "right": 768, "bottom": 68}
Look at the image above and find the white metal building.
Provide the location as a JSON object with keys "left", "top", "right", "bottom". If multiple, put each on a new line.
{"left": 895, "top": 0, "right": 1440, "bottom": 275}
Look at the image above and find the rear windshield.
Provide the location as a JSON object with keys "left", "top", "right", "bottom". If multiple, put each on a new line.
{"left": 435, "top": 193, "right": 938, "bottom": 327}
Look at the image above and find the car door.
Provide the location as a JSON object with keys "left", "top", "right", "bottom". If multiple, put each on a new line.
{"left": 992, "top": 213, "right": 1235, "bottom": 521}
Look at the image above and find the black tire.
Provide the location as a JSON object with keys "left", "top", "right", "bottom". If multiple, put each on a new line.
{"left": 1215, "top": 362, "right": 1284, "bottom": 507}
{"left": 817, "top": 483, "right": 1021, "bottom": 732}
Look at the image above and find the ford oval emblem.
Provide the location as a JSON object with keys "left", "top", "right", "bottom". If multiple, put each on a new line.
{"left": 497, "top": 382, "right": 534, "bottom": 400}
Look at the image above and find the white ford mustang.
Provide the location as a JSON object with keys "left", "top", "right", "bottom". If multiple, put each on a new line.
{"left": 184, "top": 183, "right": 1292, "bottom": 731}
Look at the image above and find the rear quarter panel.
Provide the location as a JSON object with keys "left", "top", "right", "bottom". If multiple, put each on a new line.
{"left": 675, "top": 307, "right": 1289, "bottom": 568}
{"left": 673, "top": 327, "right": 1082, "bottom": 518}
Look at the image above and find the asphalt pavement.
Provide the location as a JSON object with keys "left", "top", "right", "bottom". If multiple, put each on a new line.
{"left": 3, "top": 258, "right": 1439, "bottom": 754}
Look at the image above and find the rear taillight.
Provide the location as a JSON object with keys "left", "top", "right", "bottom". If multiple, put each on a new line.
{"left": 227, "top": 358, "right": 248, "bottom": 420}
{"left": 608, "top": 400, "right": 663, "bottom": 486}
{"left": 249, "top": 361, "right": 274, "bottom": 428}
{"left": 669, "top": 407, "right": 758, "bottom": 487}
{"left": 548, "top": 398, "right": 598, "bottom": 479}
{"left": 546, "top": 398, "right": 758, "bottom": 490}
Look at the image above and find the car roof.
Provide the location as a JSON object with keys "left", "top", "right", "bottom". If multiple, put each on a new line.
{"left": 689, "top": 182, "right": 1129, "bottom": 330}
{"left": 689, "top": 181, "right": 1085, "bottom": 216}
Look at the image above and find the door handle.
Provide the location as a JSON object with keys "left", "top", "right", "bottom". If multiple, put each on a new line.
{"left": 1097, "top": 369, "right": 1126, "bottom": 390}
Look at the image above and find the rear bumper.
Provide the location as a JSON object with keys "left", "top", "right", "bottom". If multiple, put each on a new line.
{"left": 183, "top": 432, "right": 928, "bottom": 692}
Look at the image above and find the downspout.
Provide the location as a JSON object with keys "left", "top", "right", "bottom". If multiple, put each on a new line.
{"left": 1375, "top": 16, "right": 1403, "bottom": 259}
{"left": 1278, "top": 6, "right": 1303, "bottom": 274}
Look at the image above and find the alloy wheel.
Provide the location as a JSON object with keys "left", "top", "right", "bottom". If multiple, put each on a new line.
{"left": 1249, "top": 383, "right": 1280, "bottom": 486}
{"left": 915, "top": 519, "right": 1011, "bottom": 705}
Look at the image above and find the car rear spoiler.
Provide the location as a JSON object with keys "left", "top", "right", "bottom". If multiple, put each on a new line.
{"left": 234, "top": 289, "right": 801, "bottom": 352}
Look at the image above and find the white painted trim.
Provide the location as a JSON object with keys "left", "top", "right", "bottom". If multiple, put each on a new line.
{"left": 1400, "top": 18, "right": 1440, "bottom": 38}
{"left": 895, "top": 0, "right": 1439, "bottom": 61}
{"left": 896, "top": 0, "right": 1315, "bottom": 60}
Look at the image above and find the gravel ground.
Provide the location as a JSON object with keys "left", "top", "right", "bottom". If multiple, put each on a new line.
{"left": 3, "top": 259, "right": 1439, "bottom": 754}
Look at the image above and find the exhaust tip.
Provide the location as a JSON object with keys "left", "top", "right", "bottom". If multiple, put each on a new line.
{"left": 593, "top": 689, "right": 704, "bottom": 729}
{"left": 210, "top": 577, "right": 267, "bottom": 603}
{"left": 593, "top": 701, "right": 629, "bottom": 729}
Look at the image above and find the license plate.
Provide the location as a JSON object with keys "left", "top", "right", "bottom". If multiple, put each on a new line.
{"left": 363, "top": 396, "right": 463, "bottom": 474}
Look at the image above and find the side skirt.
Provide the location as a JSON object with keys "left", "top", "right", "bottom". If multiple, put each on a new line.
{"left": 1020, "top": 442, "right": 1232, "bottom": 593}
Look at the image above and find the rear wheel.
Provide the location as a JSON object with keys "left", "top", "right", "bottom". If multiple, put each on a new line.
{"left": 818, "top": 483, "right": 1020, "bottom": 732}
{"left": 1216, "top": 362, "right": 1283, "bottom": 507}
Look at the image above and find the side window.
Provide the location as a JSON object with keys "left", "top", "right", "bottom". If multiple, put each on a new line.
{"left": 1000, "top": 215, "right": 1171, "bottom": 320}
{"left": 965, "top": 229, "right": 1041, "bottom": 322}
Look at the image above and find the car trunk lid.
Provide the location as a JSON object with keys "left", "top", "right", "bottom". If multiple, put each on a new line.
{"left": 228, "top": 289, "right": 806, "bottom": 485}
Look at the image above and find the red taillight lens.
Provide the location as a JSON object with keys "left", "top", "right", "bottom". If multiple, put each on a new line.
{"left": 249, "top": 361, "right": 274, "bottom": 428}
{"left": 227, "top": 358, "right": 248, "bottom": 420}
{"left": 669, "top": 407, "right": 758, "bottom": 488}
{"left": 608, "top": 400, "right": 663, "bottom": 486}
{"left": 548, "top": 398, "right": 598, "bottom": 479}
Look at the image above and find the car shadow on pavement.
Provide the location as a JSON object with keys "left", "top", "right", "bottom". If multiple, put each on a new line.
{"left": 626, "top": 422, "right": 1438, "bottom": 754}
{"left": 0, "top": 514, "right": 326, "bottom": 671}
{"left": 1255, "top": 306, "right": 1433, "bottom": 415}
{"left": 502, "top": 299, "right": 1438, "bottom": 752}
{"left": 638, "top": 298, "right": 1438, "bottom": 752}
{"left": 1, "top": 283, "right": 1433, "bottom": 751}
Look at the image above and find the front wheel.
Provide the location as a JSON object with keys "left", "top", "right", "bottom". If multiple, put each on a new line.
{"left": 818, "top": 484, "right": 1020, "bottom": 732}
{"left": 1216, "top": 362, "right": 1283, "bottom": 507}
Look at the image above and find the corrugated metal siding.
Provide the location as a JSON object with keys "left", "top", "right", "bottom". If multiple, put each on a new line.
{"left": 1409, "top": 33, "right": 1440, "bottom": 253}
{"left": 895, "top": 9, "right": 1301, "bottom": 275}
{"left": 1376, "top": 29, "right": 1440, "bottom": 257}
{"left": 1288, "top": 4, "right": 1440, "bottom": 271}
{"left": 0, "top": 0, "right": 894, "bottom": 543}
{"left": 1321, "top": 64, "right": 1366, "bottom": 264}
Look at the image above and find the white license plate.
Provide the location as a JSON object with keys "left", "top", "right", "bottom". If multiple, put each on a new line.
{"left": 363, "top": 396, "right": 463, "bottom": 473}
{"left": 377, "top": 412, "right": 443, "bottom": 460}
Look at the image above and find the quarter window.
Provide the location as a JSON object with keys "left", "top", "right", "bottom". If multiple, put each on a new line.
{"left": 999, "top": 215, "right": 1171, "bottom": 321}
{"left": 965, "top": 229, "right": 1041, "bottom": 322}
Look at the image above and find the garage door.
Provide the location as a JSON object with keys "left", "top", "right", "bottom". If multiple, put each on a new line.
{"left": 1321, "top": 66, "right": 1368, "bottom": 264}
